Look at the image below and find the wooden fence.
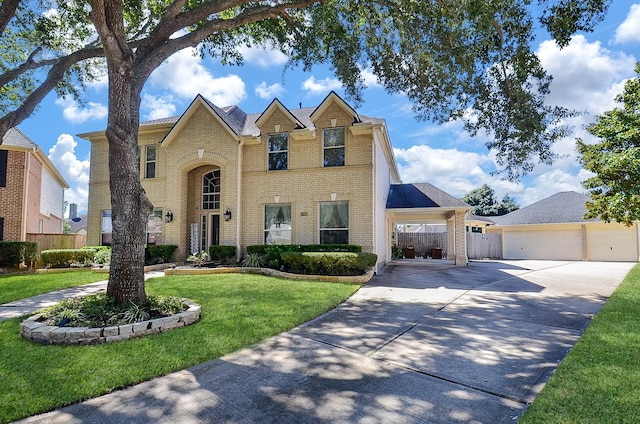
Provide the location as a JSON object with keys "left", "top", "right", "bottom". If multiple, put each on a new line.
{"left": 26, "top": 233, "right": 87, "bottom": 255}
{"left": 397, "top": 232, "right": 502, "bottom": 259}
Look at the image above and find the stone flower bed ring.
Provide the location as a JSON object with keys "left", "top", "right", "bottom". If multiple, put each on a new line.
{"left": 20, "top": 300, "right": 201, "bottom": 345}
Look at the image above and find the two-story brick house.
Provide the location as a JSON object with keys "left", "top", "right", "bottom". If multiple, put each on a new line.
{"left": 82, "top": 92, "right": 469, "bottom": 270}
{"left": 0, "top": 128, "right": 69, "bottom": 241}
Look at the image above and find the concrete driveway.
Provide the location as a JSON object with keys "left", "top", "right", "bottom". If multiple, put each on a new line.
{"left": 17, "top": 260, "right": 635, "bottom": 424}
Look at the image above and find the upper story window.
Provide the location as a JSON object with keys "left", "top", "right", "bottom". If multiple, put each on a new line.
{"left": 145, "top": 145, "right": 157, "bottom": 178}
{"left": 323, "top": 127, "right": 345, "bottom": 167}
{"left": 202, "top": 170, "right": 221, "bottom": 210}
{"left": 268, "top": 133, "right": 288, "bottom": 171}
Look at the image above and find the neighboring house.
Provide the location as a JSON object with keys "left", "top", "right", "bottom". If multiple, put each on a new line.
{"left": 82, "top": 92, "right": 470, "bottom": 270}
{"left": 0, "top": 128, "right": 69, "bottom": 241}
{"left": 485, "top": 191, "right": 639, "bottom": 262}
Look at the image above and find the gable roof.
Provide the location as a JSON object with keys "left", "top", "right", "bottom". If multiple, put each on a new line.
{"left": 490, "top": 191, "right": 596, "bottom": 225}
{"left": 2, "top": 127, "right": 38, "bottom": 150}
{"left": 387, "top": 183, "right": 469, "bottom": 209}
{"left": 254, "top": 98, "right": 306, "bottom": 130}
{"left": 1, "top": 128, "right": 69, "bottom": 188}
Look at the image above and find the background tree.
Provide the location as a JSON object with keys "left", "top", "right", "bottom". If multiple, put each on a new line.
{"left": 462, "top": 184, "right": 519, "bottom": 216}
{"left": 578, "top": 62, "right": 640, "bottom": 226}
{"left": 0, "top": 0, "right": 611, "bottom": 304}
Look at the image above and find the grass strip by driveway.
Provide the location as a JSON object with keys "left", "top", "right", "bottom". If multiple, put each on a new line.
{"left": 0, "top": 271, "right": 107, "bottom": 304}
{"left": 520, "top": 263, "right": 640, "bottom": 423}
{"left": 0, "top": 274, "right": 359, "bottom": 424}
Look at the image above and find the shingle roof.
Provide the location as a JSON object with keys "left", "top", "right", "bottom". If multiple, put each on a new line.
{"left": 387, "top": 183, "right": 469, "bottom": 209}
{"left": 1, "top": 127, "right": 38, "bottom": 149}
{"left": 140, "top": 97, "right": 386, "bottom": 137}
{"left": 490, "top": 191, "right": 596, "bottom": 225}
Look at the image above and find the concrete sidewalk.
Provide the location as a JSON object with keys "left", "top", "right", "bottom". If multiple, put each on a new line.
{"left": 12, "top": 260, "right": 636, "bottom": 423}
{"left": 0, "top": 271, "right": 165, "bottom": 321}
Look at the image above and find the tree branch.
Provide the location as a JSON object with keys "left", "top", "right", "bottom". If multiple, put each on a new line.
{"left": 0, "top": 0, "right": 20, "bottom": 35}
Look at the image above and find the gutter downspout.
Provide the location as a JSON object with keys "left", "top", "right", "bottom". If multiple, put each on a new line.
{"left": 21, "top": 148, "right": 35, "bottom": 240}
{"left": 236, "top": 139, "right": 245, "bottom": 262}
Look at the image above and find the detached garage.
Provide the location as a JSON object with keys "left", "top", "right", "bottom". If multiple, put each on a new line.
{"left": 486, "top": 192, "right": 639, "bottom": 262}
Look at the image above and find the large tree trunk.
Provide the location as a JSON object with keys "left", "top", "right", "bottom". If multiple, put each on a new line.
{"left": 90, "top": 0, "right": 152, "bottom": 305}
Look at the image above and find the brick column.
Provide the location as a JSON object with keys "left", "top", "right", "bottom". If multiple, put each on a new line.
{"left": 446, "top": 217, "right": 455, "bottom": 261}
{"left": 455, "top": 210, "right": 468, "bottom": 266}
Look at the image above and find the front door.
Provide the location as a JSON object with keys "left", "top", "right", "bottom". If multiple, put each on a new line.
{"left": 200, "top": 213, "right": 220, "bottom": 253}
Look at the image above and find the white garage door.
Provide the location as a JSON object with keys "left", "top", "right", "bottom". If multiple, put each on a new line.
{"left": 587, "top": 225, "right": 638, "bottom": 262}
{"left": 503, "top": 229, "right": 582, "bottom": 260}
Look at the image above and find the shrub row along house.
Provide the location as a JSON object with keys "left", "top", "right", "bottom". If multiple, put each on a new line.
{"left": 0, "top": 128, "right": 68, "bottom": 242}
{"left": 82, "top": 92, "right": 470, "bottom": 271}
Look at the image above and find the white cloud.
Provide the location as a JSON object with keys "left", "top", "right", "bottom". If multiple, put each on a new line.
{"left": 141, "top": 94, "right": 177, "bottom": 120}
{"left": 393, "top": 145, "right": 522, "bottom": 200}
{"left": 301, "top": 76, "right": 343, "bottom": 96}
{"left": 360, "top": 67, "right": 381, "bottom": 88}
{"left": 255, "top": 82, "right": 285, "bottom": 99}
{"left": 518, "top": 169, "right": 593, "bottom": 206}
{"left": 537, "top": 35, "right": 635, "bottom": 115}
{"left": 149, "top": 48, "right": 246, "bottom": 106}
{"left": 55, "top": 97, "right": 107, "bottom": 124}
{"left": 614, "top": 4, "right": 640, "bottom": 44}
{"left": 238, "top": 45, "right": 288, "bottom": 68}
{"left": 48, "top": 134, "right": 90, "bottom": 213}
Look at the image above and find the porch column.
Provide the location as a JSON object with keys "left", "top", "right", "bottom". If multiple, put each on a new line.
{"left": 455, "top": 210, "right": 468, "bottom": 266}
{"left": 446, "top": 217, "right": 455, "bottom": 261}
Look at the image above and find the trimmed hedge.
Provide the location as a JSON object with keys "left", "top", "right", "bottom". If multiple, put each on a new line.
{"left": 0, "top": 241, "right": 38, "bottom": 267}
{"left": 281, "top": 252, "right": 378, "bottom": 276}
{"left": 246, "top": 244, "right": 361, "bottom": 255}
{"left": 209, "top": 245, "right": 237, "bottom": 263}
{"left": 246, "top": 244, "right": 363, "bottom": 270}
{"left": 148, "top": 245, "right": 178, "bottom": 263}
{"left": 41, "top": 249, "right": 96, "bottom": 268}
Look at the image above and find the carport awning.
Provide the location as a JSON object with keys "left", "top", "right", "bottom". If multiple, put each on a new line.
{"left": 387, "top": 183, "right": 469, "bottom": 210}
{"left": 386, "top": 183, "right": 471, "bottom": 222}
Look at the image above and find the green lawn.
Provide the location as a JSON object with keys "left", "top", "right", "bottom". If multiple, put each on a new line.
{"left": 0, "top": 273, "right": 359, "bottom": 423}
{"left": 0, "top": 270, "right": 107, "bottom": 304}
{"left": 520, "top": 263, "right": 640, "bottom": 423}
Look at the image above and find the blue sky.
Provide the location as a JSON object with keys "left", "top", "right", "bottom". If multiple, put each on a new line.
{"left": 16, "top": 3, "right": 640, "bottom": 215}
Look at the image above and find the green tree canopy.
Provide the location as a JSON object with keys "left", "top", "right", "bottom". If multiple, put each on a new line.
{"left": 0, "top": 0, "right": 612, "bottom": 304}
{"left": 578, "top": 62, "right": 640, "bottom": 226}
{"left": 462, "top": 184, "right": 519, "bottom": 216}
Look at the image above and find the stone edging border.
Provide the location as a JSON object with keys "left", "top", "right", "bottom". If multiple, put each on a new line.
{"left": 20, "top": 300, "right": 201, "bottom": 345}
{"left": 164, "top": 266, "right": 374, "bottom": 284}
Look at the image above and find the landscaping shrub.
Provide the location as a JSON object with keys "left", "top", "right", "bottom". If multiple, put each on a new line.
{"left": 209, "top": 245, "right": 237, "bottom": 264}
{"left": 245, "top": 244, "right": 363, "bottom": 270}
{"left": 41, "top": 249, "right": 96, "bottom": 268}
{"left": 242, "top": 252, "right": 266, "bottom": 268}
{"left": 281, "top": 252, "right": 377, "bottom": 276}
{"left": 147, "top": 245, "right": 178, "bottom": 263}
{"left": 0, "top": 241, "right": 38, "bottom": 267}
{"left": 83, "top": 246, "right": 111, "bottom": 264}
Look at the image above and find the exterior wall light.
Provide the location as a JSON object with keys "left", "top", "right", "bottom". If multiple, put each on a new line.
{"left": 224, "top": 207, "right": 232, "bottom": 221}
{"left": 165, "top": 209, "right": 173, "bottom": 223}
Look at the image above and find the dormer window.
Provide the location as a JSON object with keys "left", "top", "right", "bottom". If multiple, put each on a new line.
{"left": 268, "top": 133, "right": 288, "bottom": 171}
{"left": 323, "top": 127, "right": 345, "bottom": 167}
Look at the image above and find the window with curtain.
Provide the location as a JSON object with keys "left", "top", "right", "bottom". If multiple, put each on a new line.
{"left": 145, "top": 145, "right": 157, "bottom": 178}
{"left": 264, "top": 204, "right": 292, "bottom": 244}
{"left": 202, "top": 170, "right": 221, "bottom": 210}
{"left": 147, "top": 209, "right": 163, "bottom": 244}
{"left": 101, "top": 210, "right": 112, "bottom": 246}
{"left": 268, "top": 133, "right": 288, "bottom": 171}
{"left": 319, "top": 201, "right": 349, "bottom": 244}
{"left": 323, "top": 127, "right": 345, "bottom": 167}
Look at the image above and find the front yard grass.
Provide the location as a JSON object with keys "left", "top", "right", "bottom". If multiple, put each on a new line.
{"left": 0, "top": 274, "right": 359, "bottom": 424}
{"left": 0, "top": 270, "right": 107, "bottom": 304}
{"left": 520, "top": 263, "right": 640, "bottom": 423}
